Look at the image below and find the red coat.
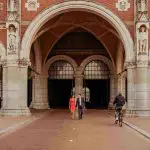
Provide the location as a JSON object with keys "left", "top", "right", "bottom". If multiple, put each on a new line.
{"left": 69, "top": 98, "right": 76, "bottom": 112}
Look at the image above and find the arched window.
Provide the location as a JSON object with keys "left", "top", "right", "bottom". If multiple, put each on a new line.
{"left": 84, "top": 60, "right": 110, "bottom": 79}
{"left": 48, "top": 60, "right": 74, "bottom": 79}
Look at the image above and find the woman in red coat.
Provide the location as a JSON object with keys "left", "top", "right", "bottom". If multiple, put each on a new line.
{"left": 69, "top": 95, "right": 76, "bottom": 119}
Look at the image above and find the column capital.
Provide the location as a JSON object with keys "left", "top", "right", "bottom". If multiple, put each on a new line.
{"left": 125, "top": 61, "right": 136, "bottom": 69}
{"left": 74, "top": 74, "right": 84, "bottom": 78}
{"left": 18, "top": 58, "right": 31, "bottom": 67}
{"left": 1, "top": 58, "right": 30, "bottom": 67}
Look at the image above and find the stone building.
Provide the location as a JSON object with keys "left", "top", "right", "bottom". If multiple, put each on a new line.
{"left": 0, "top": 0, "right": 150, "bottom": 116}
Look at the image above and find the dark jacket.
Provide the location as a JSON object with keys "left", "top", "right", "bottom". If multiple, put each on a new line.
{"left": 113, "top": 95, "right": 125, "bottom": 107}
{"left": 76, "top": 97, "right": 85, "bottom": 108}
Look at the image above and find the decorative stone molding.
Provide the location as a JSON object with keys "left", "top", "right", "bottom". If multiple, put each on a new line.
{"left": 21, "top": 1, "right": 134, "bottom": 63}
{"left": 136, "top": 0, "right": 148, "bottom": 21}
{"left": 6, "top": 23, "right": 19, "bottom": 56}
{"left": 0, "top": 3, "right": 4, "bottom": 11}
{"left": 7, "top": 12, "right": 19, "bottom": 21}
{"left": 135, "top": 0, "right": 149, "bottom": 61}
{"left": 136, "top": 24, "right": 149, "bottom": 55}
{"left": 116, "top": 0, "right": 130, "bottom": 11}
{"left": 6, "top": 1, "right": 20, "bottom": 58}
{"left": 25, "top": 0, "right": 40, "bottom": 11}
{"left": 136, "top": 61, "right": 149, "bottom": 67}
{"left": 136, "top": 0, "right": 147, "bottom": 12}
{"left": 125, "top": 62, "right": 136, "bottom": 69}
{"left": 18, "top": 58, "right": 30, "bottom": 66}
{"left": 8, "top": 0, "right": 18, "bottom": 12}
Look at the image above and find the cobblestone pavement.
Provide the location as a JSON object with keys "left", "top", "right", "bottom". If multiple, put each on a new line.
{"left": 0, "top": 110, "right": 150, "bottom": 150}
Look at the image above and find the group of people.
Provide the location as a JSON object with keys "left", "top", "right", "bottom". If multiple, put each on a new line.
{"left": 69, "top": 92, "right": 126, "bottom": 122}
{"left": 69, "top": 94, "right": 85, "bottom": 120}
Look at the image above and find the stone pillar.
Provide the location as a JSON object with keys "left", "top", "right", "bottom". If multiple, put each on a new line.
{"left": 108, "top": 75, "right": 116, "bottom": 109}
{"left": 135, "top": 62, "right": 150, "bottom": 116}
{"left": 0, "top": 60, "right": 31, "bottom": 116}
{"left": 74, "top": 68, "right": 83, "bottom": 97}
{"left": 31, "top": 75, "right": 49, "bottom": 109}
{"left": 126, "top": 62, "right": 136, "bottom": 116}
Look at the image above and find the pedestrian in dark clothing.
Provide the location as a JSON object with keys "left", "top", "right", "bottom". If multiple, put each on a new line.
{"left": 76, "top": 94, "right": 85, "bottom": 120}
{"left": 113, "top": 92, "right": 125, "bottom": 121}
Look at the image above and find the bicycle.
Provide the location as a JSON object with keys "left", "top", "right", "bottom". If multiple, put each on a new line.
{"left": 115, "top": 107, "right": 123, "bottom": 127}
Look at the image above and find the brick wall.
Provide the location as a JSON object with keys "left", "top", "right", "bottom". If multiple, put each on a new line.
{"left": 0, "top": 0, "right": 7, "bottom": 21}
{"left": 21, "top": 0, "right": 134, "bottom": 21}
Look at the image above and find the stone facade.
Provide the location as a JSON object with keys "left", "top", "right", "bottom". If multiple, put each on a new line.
{"left": 0, "top": 0, "right": 150, "bottom": 116}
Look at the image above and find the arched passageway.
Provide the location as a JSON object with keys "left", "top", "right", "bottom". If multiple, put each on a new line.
{"left": 28, "top": 9, "right": 129, "bottom": 111}
{"left": 44, "top": 28, "right": 114, "bottom": 109}
{"left": 1, "top": 1, "right": 135, "bottom": 116}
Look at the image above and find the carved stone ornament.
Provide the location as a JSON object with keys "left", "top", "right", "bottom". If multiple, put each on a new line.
{"left": 137, "top": 0, "right": 147, "bottom": 12}
{"left": 25, "top": 0, "right": 40, "bottom": 11}
{"left": 125, "top": 62, "right": 136, "bottom": 69}
{"left": 136, "top": 0, "right": 148, "bottom": 21}
{"left": 116, "top": 0, "right": 130, "bottom": 11}
{"left": 8, "top": 12, "right": 19, "bottom": 21}
{"left": 136, "top": 23, "right": 149, "bottom": 56}
{"left": 136, "top": 61, "right": 149, "bottom": 67}
{"left": 8, "top": 0, "right": 18, "bottom": 12}
{"left": 7, "top": 24, "right": 19, "bottom": 55}
{"left": 18, "top": 58, "right": 30, "bottom": 66}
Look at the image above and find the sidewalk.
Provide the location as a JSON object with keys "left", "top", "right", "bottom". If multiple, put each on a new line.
{"left": 0, "top": 109, "right": 48, "bottom": 137}
{"left": 124, "top": 116, "right": 150, "bottom": 140}
{"left": 125, "top": 116, "right": 150, "bottom": 134}
{"left": 108, "top": 110, "right": 150, "bottom": 140}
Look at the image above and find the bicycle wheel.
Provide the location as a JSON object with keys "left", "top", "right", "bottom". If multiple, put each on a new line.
{"left": 119, "top": 112, "right": 122, "bottom": 127}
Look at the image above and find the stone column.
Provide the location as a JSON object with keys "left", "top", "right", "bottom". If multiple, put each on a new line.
{"left": 126, "top": 62, "right": 136, "bottom": 116}
{"left": 135, "top": 62, "right": 150, "bottom": 116}
{"left": 31, "top": 75, "right": 49, "bottom": 109}
{"left": 0, "top": 60, "right": 31, "bottom": 116}
{"left": 74, "top": 68, "right": 83, "bottom": 98}
{"left": 108, "top": 75, "right": 116, "bottom": 109}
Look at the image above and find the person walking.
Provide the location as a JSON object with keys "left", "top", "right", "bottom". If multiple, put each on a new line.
{"left": 76, "top": 94, "right": 85, "bottom": 120}
{"left": 69, "top": 95, "right": 76, "bottom": 119}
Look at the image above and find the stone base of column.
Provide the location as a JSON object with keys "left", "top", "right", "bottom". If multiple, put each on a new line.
{"left": 125, "top": 109, "right": 150, "bottom": 117}
{"left": 136, "top": 109, "right": 150, "bottom": 117}
{"left": 0, "top": 108, "right": 31, "bottom": 116}
{"left": 108, "top": 101, "right": 114, "bottom": 109}
{"left": 125, "top": 109, "right": 137, "bottom": 117}
{"left": 30, "top": 102, "right": 49, "bottom": 109}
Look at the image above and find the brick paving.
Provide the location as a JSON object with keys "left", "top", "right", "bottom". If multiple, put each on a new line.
{"left": 0, "top": 109, "right": 149, "bottom": 150}
{"left": 0, "top": 109, "right": 48, "bottom": 136}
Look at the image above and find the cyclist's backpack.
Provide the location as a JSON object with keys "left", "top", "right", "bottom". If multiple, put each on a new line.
{"left": 117, "top": 96, "right": 125, "bottom": 106}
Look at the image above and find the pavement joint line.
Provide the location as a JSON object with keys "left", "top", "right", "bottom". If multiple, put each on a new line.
{"left": 0, "top": 111, "right": 49, "bottom": 138}
{"left": 123, "top": 120, "right": 150, "bottom": 140}
{"left": 105, "top": 110, "right": 150, "bottom": 140}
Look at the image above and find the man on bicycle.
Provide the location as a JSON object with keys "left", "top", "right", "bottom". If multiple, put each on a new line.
{"left": 113, "top": 92, "right": 125, "bottom": 123}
